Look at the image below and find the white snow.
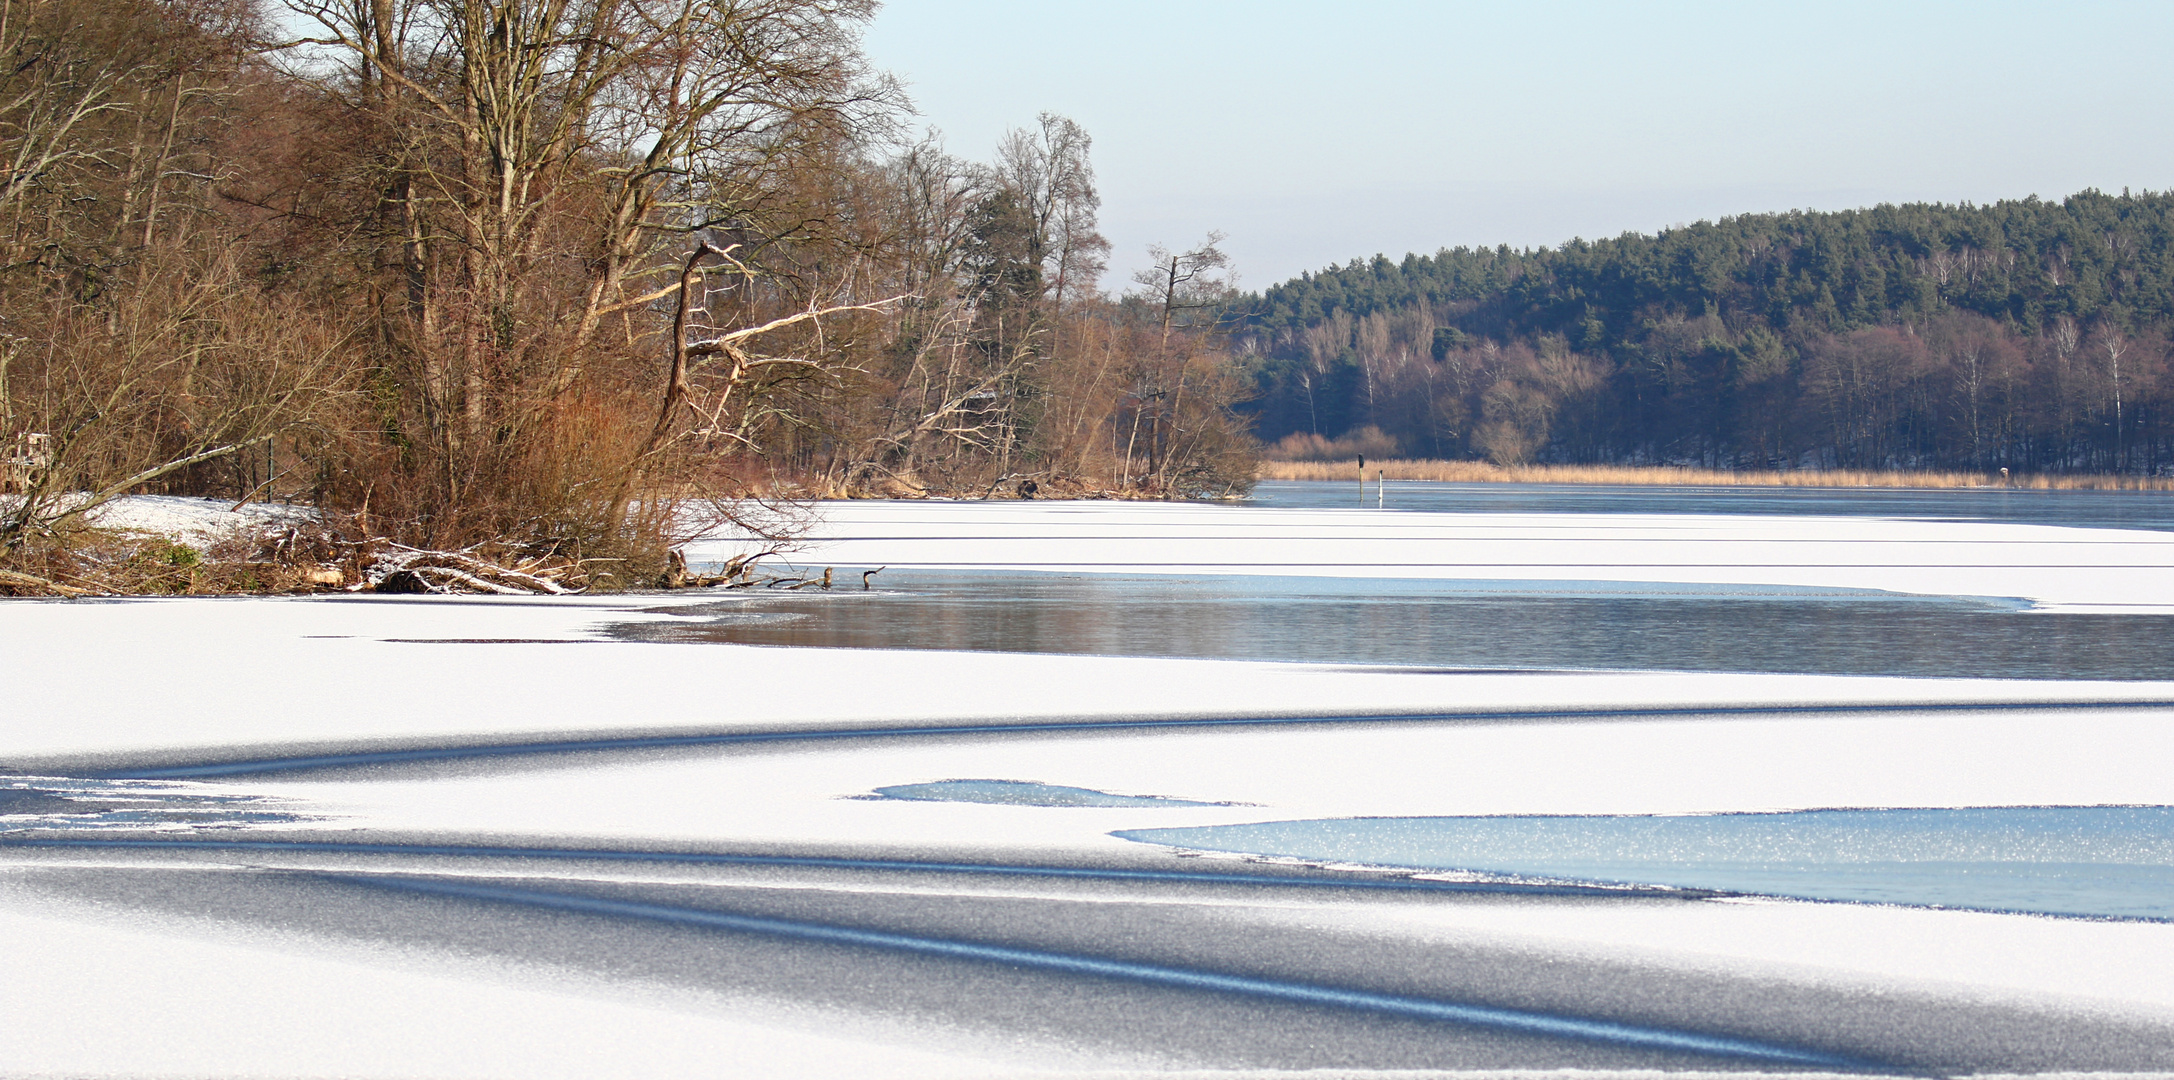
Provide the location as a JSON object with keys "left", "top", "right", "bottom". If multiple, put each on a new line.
{"left": 2, "top": 591, "right": 2168, "bottom": 761}
{"left": 82, "top": 494, "right": 321, "bottom": 547}
{"left": 689, "top": 500, "right": 2174, "bottom": 613}
{"left": 0, "top": 889, "right": 1058, "bottom": 1079}
{"left": 8, "top": 496, "right": 2174, "bottom": 1076}
{"left": 1245, "top": 895, "right": 2174, "bottom": 1022}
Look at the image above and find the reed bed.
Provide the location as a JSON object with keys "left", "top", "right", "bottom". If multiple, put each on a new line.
{"left": 1257, "top": 459, "right": 2174, "bottom": 491}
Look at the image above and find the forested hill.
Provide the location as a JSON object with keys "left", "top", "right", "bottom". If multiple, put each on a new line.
{"left": 1235, "top": 190, "right": 2174, "bottom": 474}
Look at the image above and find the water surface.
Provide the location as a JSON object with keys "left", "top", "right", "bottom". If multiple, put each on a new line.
{"left": 625, "top": 571, "right": 2174, "bottom": 680}
{"left": 863, "top": 779, "right": 1224, "bottom": 808}
{"left": 635, "top": 483, "right": 2174, "bottom": 679}
{"left": 1117, "top": 806, "right": 2174, "bottom": 920}
{"left": 1255, "top": 479, "right": 2174, "bottom": 532}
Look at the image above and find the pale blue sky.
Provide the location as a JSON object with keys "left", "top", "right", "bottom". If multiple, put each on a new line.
{"left": 864, "top": 0, "right": 2174, "bottom": 290}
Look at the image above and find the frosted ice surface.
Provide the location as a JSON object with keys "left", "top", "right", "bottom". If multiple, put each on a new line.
{"left": 0, "top": 777, "right": 311, "bottom": 832}
{"left": 865, "top": 779, "right": 1222, "bottom": 807}
{"left": 1119, "top": 806, "right": 2174, "bottom": 920}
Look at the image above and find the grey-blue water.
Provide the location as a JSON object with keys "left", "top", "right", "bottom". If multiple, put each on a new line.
{"left": 1116, "top": 806, "right": 2174, "bottom": 920}
{"left": 865, "top": 779, "right": 1223, "bottom": 808}
{"left": 631, "top": 570, "right": 2174, "bottom": 680}
{"left": 635, "top": 482, "right": 2174, "bottom": 679}
{"left": 1254, "top": 479, "right": 2174, "bottom": 532}
{"left": 0, "top": 779, "right": 308, "bottom": 832}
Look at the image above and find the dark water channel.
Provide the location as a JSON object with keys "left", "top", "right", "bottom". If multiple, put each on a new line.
{"left": 1256, "top": 479, "right": 2174, "bottom": 531}
{"left": 625, "top": 571, "right": 2174, "bottom": 680}
{"left": 621, "top": 483, "right": 2174, "bottom": 680}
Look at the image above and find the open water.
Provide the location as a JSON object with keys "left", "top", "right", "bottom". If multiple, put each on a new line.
{"left": 1255, "top": 479, "right": 2174, "bottom": 531}
{"left": 645, "top": 478, "right": 2174, "bottom": 679}
{"left": 1116, "top": 806, "right": 2174, "bottom": 921}
{"left": 628, "top": 482, "right": 2174, "bottom": 679}
{"left": 628, "top": 570, "right": 2174, "bottom": 680}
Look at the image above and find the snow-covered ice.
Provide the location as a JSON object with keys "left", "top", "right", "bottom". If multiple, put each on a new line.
{"left": 688, "top": 499, "right": 2174, "bottom": 612}
{"left": 8, "top": 493, "right": 2174, "bottom": 1077}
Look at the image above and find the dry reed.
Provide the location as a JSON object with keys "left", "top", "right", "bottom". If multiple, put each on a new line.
{"left": 1258, "top": 459, "right": 2174, "bottom": 491}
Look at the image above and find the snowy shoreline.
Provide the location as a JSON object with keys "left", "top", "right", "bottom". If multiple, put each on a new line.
{"left": 7, "top": 495, "right": 2174, "bottom": 1076}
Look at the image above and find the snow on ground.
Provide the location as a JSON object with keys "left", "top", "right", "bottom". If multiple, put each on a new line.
{"left": 0, "top": 892, "right": 1048, "bottom": 1079}
{"left": 9, "top": 497, "right": 2174, "bottom": 1076}
{"left": 82, "top": 494, "right": 321, "bottom": 547}
{"left": 2, "top": 591, "right": 2168, "bottom": 761}
{"left": 1250, "top": 895, "right": 2174, "bottom": 1024}
{"left": 6, "top": 586, "right": 2174, "bottom": 1026}
{"left": 255, "top": 703, "right": 2174, "bottom": 853}
{"left": 53, "top": 492, "right": 2174, "bottom": 613}
{"left": 687, "top": 499, "right": 2174, "bottom": 613}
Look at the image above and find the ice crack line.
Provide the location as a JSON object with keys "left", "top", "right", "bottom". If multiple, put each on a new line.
{"left": 351, "top": 873, "right": 1877, "bottom": 1070}
{"left": 86, "top": 697, "right": 2174, "bottom": 779}
{"left": 0, "top": 837, "right": 1671, "bottom": 898}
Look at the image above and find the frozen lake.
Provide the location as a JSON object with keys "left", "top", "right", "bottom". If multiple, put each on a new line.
{"left": 632, "top": 570, "right": 2174, "bottom": 679}
{"left": 10, "top": 483, "right": 2174, "bottom": 1077}
{"left": 660, "top": 481, "right": 2174, "bottom": 679}
{"left": 626, "top": 573, "right": 2156, "bottom": 673}
{"left": 1255, "top": 478, "right": 2174, "bottom": 532}
{"left": 1119, "top": 806, "right": 2174, "bottom": 921}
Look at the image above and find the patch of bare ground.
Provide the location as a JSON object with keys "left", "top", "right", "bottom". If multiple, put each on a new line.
{"left": 768, "top": 469, "right": 1236, "bottom": 502}
{"left": 0, "top": 524, "right": 348, "bottom": 597}
{"left": 0, "top": 520, "right": 597, "bottom": 598}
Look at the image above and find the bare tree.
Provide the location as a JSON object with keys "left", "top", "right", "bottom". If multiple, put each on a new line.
{"left": 997, "top": 112, "right": 1108, "bottom": 307}
{"left": 1, "top": 247, "right": 355, "bottom": 555}
{"left": 2099, "top": 326, "right": 2130, "bottom": 471}
{"left": 1122, "top": 234, "right": 1244, "bottom": 492}
{"left": 273, "top": 0, "right": 903, "bottom": 548}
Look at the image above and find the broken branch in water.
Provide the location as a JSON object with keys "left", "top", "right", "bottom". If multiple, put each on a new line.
{"left": 366, "top": 543, "right": 577, "bottom": 595}
{"left": 654, "top": 546, "right": 868, "bottom": 592}
{"left": 661, "top": 547, "right": 785, "bottom": 589}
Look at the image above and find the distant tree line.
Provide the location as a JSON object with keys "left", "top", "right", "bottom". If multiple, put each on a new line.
{"left": 1237, "top": 190, "right": 2174, "bottom": 473}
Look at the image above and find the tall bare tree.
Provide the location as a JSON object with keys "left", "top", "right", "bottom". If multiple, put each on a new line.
{"left": 275, "top": 0, "right": 902, "bottom": 546}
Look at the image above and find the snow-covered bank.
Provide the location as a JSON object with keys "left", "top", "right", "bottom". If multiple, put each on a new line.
{"left": 24, "top": 493, "right": 325, "bottom": 547}
{"left": 687, "top": 499, "right": 2174, "bottom": 612}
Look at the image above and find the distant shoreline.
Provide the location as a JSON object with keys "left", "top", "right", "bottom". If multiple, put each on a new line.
{"left": 1258, "top": 460, "right": 2174, "bottom": 491}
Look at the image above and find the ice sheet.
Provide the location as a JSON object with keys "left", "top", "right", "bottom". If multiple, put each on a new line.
{"left": 685, "top": 500, "right": 2174, "bottom": 612}
{"left": 5, "top": 592, "right": 2171, "bottom": 763}
{"left": 1115, "top": 807, "right": 2174, "bottom": 919}
{"left": 11, "top": 498, "right": 2174, "bottom": 1075}
{"left": 0, "top": 889, "right": 1046, "bottom": 1079}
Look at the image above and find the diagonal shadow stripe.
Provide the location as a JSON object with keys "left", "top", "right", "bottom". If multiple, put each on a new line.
{"left": 0, "top": 836, "right": 1687, "bottom": 898}
{"left": 90, "top": 697, "right": 2174, "bottom": 779}
{"left": 347, "top": 873, "right": 1881, "bottom": 1070}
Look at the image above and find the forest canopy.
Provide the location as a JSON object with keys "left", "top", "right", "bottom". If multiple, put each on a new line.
{"left": 0, "top": 0, "right": 1254, "bottom": 588}
{"left": 1237, "top": 190, "right": 2174, "bottom": 475}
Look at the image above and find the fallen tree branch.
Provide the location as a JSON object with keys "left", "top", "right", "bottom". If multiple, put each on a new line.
{"left": 0, "top": 567, "right": 99, "bottom": 597}
{"left": 364, "top": 542, "right": 577, "bottom": 595}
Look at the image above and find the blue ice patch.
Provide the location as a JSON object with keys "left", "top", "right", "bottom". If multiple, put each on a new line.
{"left": 866, "top": 779, "right": 1222, "bottom": 808}
{"left": 1117, "top": 806, "right": 2174, "bottom": 920}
